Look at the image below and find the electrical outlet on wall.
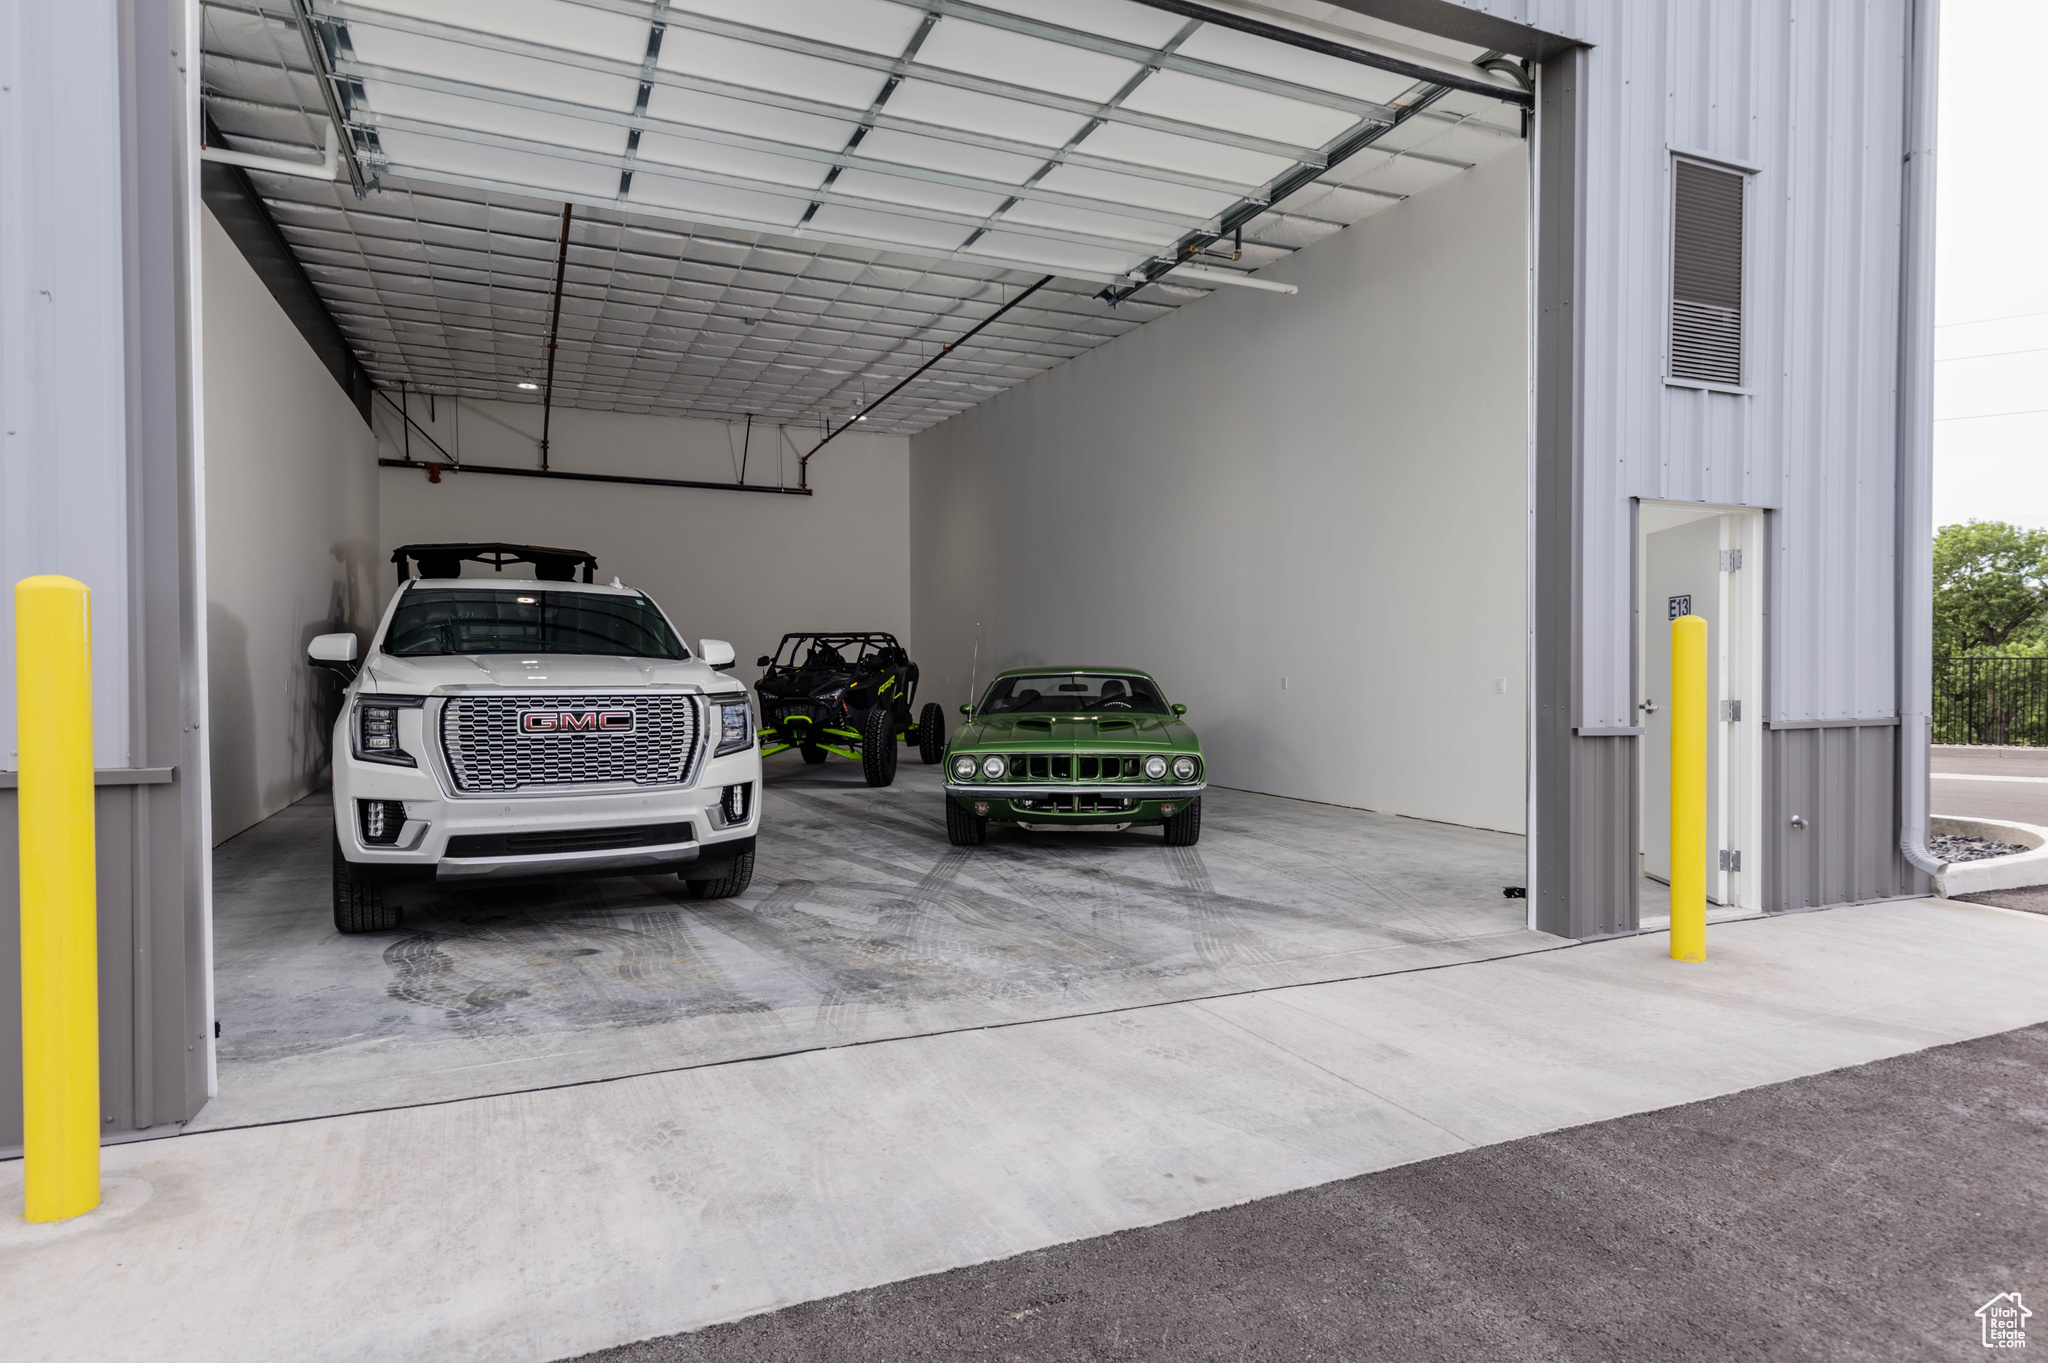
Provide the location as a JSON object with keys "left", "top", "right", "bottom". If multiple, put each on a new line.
{"left": 1280, "top": 676, "right": 1289, "bottom": 690}
{"left": 1495, "top": 678, "right": 1506, "bottom": 694}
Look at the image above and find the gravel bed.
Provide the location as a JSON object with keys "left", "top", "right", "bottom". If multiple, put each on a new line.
{"left": 1931, "top": 833, "right": 2029, "bottom": 863}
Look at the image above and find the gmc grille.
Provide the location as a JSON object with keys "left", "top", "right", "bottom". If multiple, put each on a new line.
{"left": 440, "top": 694, "right": 702, "bottom": 792}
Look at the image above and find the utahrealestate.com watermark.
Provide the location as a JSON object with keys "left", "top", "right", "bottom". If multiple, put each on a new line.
{"left": 1980, "top": 1293, "right": 2032, "bottom": 1349}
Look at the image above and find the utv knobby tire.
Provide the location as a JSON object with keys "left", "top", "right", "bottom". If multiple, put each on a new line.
{"left": 682, "top": 849, "right": 755, "bottom": 900}
{"left": 917, "top": 702, "right": 946, "bottom": 764}
{"left": 333, "top": 836, "right": 401, "bottom": 933}
{"left": 800, "top": 743, "right": 828, "bottom": 764}
{"left": 861, "top": 704, "right": 899, "bottom": 787}
{"left": 946, "top": 797, "right": 987, "bottom": 846}
{"left": 1162, "top": 796, "right": 1203, "bottom": 847}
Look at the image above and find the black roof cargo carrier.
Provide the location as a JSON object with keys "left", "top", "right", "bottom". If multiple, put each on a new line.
{"left": 390, "top": 542, "right": 598, "bottom": 583}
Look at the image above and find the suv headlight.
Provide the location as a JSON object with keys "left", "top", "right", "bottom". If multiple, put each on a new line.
{"left": 1144, "top": 755, "right": 1168, "bottom": 781}
{"left": 714, "top": 697, "right": 754, "bottom": 756}
{"left": 1172, "top": 756, "right": 1198, "bottom": 782}
{"left": 981, "top": 754, "right": 1006, "bottom": 779}
{"left": 952, "top": 754, "right": 978, "bottom": 780}
{"left": 352, "top": 696, "right": 422, "bottom": 767}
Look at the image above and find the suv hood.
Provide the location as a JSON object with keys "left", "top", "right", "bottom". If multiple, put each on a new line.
{"left": 360, "top": 652, "right": 739, "bottom": 694}
{"left": 959, "top": 713, "right": 1194, "bottom": 750}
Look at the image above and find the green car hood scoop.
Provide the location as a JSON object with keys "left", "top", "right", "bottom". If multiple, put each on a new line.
{"left": 976, "top": 714, "right": 1172, "bottom": 743}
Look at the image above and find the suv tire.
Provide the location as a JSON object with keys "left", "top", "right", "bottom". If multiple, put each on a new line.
{"left": 333, "top": 836, "right": 401, "bottom": 933}
{"left": 860, "top": 704, "right": 899, "bottom": 787}
{"left": 945, "top": 797, "right": 986, "bottom": 846}
{"left": 683, "top": 848, "right": 755, "bottom": 899}
{"left": 799, "top": 743, "right": 828, "bottom": 764}
{"left": 917, "top": 702, "right": 946, "bottom": 764}
{"left": 1162, "top": 796, "right": 1203, "bottom": 847}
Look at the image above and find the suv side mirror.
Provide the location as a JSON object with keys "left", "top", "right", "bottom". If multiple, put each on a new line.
{"left": 699, "top": 639, "right": 737, "bottom": 670}
{"left": 756, "top": 655, "right": 772, "bottom": 668}
{"left": 959, "top": 703, "right": 973, "bottom": 716}
{"left": 308, "top": 632, "right": 359, "bottom": 681}
{"left": 1171, "top": 703, "right": 1188, "bottom": 717}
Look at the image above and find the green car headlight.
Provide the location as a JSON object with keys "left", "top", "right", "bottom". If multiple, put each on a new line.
{"left": 981, "top": 754, "right": 1007, "bottom": 779}
{"left": 1172, "top": 756, "right": 1197, "bottom": 782}
{"left": 1144, "top": 755, "right": 1168, "bottom": 780}
{"left": 952, "top": 754, "right": 978, "bottom": 781}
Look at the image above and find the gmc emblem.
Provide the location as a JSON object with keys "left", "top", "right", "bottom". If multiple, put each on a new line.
{"left": 520, "top": 708, "right": 635, "bottom": 734}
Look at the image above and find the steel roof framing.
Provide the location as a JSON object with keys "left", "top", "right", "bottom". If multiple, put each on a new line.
{"left": 198, "top": 0, "right": 1522, "bottom": 435}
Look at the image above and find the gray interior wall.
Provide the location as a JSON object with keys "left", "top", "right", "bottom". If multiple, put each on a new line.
{"left": 201, "top": 210, "right": 381, "bottom": 845}
{"left": 910, "top": 145, "right": 1530, "bottom": 833}
{"left": 373, "top": 402, "right": 910, "bottom": 689}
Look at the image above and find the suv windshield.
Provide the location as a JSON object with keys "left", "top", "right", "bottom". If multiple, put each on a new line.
{"left": 382, "top": 588, "right": 685, "bottom": 659}
{"left": 979, "top": 673, "right": 1168, "bottom": 715}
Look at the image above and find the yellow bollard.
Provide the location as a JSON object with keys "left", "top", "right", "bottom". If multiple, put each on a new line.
{"left": 16, "top": 575, "right": 100, "bottom": 1222}
{"left": 1669, "top": 614, "right": 1708, "bottom": 962}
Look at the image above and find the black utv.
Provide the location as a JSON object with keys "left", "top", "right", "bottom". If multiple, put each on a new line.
{"left": 754, "top": 632, "right": 945, "bottom": 787}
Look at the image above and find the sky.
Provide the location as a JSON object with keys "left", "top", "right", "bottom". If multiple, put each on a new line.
{"left": 1932, "top": 0, "right": 2048, "bottom": 530}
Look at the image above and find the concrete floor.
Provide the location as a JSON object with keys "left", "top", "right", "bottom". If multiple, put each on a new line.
{"left": 6, "top": 898, "right": 2046, "bottom": 1363}
{"left": 580, "top": 1021, "right": 2048, "bottom": 1362}
{"left": 201, "top": 754, "right": 1545, "bottom": 1128}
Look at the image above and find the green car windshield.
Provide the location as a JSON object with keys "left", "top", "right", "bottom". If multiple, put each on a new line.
{"left": 383, "top": 588, "right": 685, "bottom": 659}
{"left": 980, "top": 673, "right": 1169, "bottom": 715}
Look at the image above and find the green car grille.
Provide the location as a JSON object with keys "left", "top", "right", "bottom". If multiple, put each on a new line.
{"left": 999, "top": 755, "right": 1149, "bottom": 780}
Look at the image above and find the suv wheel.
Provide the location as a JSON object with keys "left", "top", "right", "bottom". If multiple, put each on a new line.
{"left": 800, "top": 743, "right": 828, "bottom": 764}
{"left": 1162, "top": 796, "right": 1203, "bottom": 847}
{"left": 333, "top": 836, "right": 401, "bottom": 933}
{"left": 945, "top": 797, "right": 986, "bottom": 846}
{"left": 683, "top": 849, "right": 755, "bottom": 899}
{"left": 860, "top": 704, "right": 899, "bottom": 787}
{"left": 917, "top": 702, "right": 946, "bottom": 764}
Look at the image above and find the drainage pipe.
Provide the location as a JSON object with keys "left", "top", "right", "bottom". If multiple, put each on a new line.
{"left": 1896, "top": 0, "right": 1946, "bottom": 885}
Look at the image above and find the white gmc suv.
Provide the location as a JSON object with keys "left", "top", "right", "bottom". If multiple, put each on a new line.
{"left": 307, "top": 543, "right": 759, "bottom": 933}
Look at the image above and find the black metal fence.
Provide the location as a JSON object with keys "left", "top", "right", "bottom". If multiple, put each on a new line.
{"left": 1935, "top": 656, "right": 2048, "bottom": 745}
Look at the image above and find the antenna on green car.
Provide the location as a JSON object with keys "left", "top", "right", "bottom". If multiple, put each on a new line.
{"left": 968, "top": 623, "right": 980, "bottom": 716}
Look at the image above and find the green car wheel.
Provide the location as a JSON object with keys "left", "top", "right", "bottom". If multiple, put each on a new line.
{"left": 946, "top": 797, "right": 987, "bottom": 846}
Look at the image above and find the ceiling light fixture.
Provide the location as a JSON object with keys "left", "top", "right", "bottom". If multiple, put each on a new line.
{"left": 516, "top": 381, "right": 539, "bottom": 390}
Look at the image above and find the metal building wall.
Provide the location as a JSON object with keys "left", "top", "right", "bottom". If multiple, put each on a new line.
{"left": 0, "top": 0, "right": 210, "bottom": 1148}
{"left": 1412, "top": 0, "right": 1927, "bottom": 924}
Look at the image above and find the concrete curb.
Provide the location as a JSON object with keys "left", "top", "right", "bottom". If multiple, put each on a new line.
{"left": 1933, "top": 815, "right": 2048, "bottom": 897}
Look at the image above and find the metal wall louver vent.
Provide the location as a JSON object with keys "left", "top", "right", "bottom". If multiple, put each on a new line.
{"left": 1670, "top": 160, "right": 1746, "bottom": 385}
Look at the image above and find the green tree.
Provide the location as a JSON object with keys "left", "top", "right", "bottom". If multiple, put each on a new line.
{"left": 1933, "top": 520, "right": 2048, "bottom": 655}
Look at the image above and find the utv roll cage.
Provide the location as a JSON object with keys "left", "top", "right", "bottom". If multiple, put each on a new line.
{"left": 391, "top": 542, "right": 599, "bottom": 584}
{"left": 757, "top": 632, "right": 908, "bottom": 675}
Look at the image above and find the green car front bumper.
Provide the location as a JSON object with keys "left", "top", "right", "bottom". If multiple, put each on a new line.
{"left": 945, "top": 782, "right": 1203, "bottom": 826}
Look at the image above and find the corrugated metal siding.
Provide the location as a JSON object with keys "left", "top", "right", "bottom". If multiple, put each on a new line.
{"left": 1763, "top": 725, "right": 1927, "bottom": 908}
{"left": 1450, "top": 0, "right": 1910, "bottom": 731}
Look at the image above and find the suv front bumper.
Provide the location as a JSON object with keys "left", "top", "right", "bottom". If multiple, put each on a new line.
{"left": 334, "top": 743, "right": 761, "bottom": 882}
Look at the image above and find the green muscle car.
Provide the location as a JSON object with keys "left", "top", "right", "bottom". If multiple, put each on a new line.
{"left": 942, "top": 668, "right": 1204, "bottom": 846}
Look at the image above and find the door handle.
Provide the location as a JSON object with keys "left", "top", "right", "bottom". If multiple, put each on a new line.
{"left": 1638, "top": 698, "right": 1659, "bottom": 716}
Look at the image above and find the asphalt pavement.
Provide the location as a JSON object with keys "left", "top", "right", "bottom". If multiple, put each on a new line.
{"left": 573, "top": 1021, "right": 2047, "bottom": 1363}
{"left": 1933, "top": 743, "right": 2048, "bottom": 824}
